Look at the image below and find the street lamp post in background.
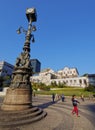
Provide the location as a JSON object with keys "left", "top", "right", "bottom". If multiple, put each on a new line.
{"left": 1, "top": 8, "right": 37, "bottom": 111}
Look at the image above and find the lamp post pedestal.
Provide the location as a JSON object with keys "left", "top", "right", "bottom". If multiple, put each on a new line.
{"left": 1, "top": 88, "right": 32, "bottom": 111}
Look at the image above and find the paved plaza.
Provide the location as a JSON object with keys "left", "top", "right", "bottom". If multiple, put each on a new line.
{"left": 0, "top": 95, "right": 95, "bottom": 130}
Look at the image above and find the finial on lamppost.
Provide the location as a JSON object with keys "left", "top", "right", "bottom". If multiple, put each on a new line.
{"left": 26, "top": 8, "right": 37, "bottom": 23}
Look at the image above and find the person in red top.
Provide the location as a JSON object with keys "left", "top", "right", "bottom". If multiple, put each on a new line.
{"left": 71, "top": 95, "right": 80, "bottom": 117}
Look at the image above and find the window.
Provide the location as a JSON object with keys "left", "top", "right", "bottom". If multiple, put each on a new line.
{"left": 74, "top": 80, "right": 76, "bottom": 83}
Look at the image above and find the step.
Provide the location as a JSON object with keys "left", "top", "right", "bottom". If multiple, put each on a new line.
{"left": 0, "top": 107, "right": 47, "bottom": 128}
{"left": 0, "top": 106, "right": 39, "bottom": 116}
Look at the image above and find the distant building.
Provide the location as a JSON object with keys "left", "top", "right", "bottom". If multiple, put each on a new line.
{"left": 30, "top": 67, "right": 95, "bottom": 88}
{"left": 30, "top": 59, "right": 41, "bottom": 73}
{"left": 85, "top": 74, "right": 95, "bottom": 86}
{"left": 57, "top": 67, "right": 79, "bottom": 78}
{"left": 0, "top": 61, "right": 14, "bottom": 77}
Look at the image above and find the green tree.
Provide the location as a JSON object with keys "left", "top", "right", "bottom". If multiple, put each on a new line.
{"left": 0, "top": 75, "right": 11, "bottom": 88}
{"left": 0, "top": 76, "right": 5, "bottom": 91}
{"left": 84, "top": 84, "right": 95, "bottom": 92}
{"left": 3, "top": 75, "right": 11, "bottom": 87}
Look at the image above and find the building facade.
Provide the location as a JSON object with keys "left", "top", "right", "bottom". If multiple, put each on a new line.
{"left": 57, "top": 67, "right": 79, "bottom": 78}
{"left": 0, "top": 61, "right": 14, "bottom": 77}
{"left": 30, "top": 67, "right": 95, "bottom": 88}
{"left": 30, "top": 59, "right": 41, "bottom": 74}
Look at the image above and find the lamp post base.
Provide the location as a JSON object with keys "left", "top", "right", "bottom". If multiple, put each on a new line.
{"left": 1, "top": 88, "right": 32, "bottom": 111}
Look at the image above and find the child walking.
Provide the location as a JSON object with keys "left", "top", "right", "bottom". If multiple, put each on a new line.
{"left": 71, "top": 95, "right": 80, "bottom": 117}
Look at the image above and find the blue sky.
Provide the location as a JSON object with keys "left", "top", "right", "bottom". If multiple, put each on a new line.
{"left": 0, "top": 0, "right": 95, "bottom": 75}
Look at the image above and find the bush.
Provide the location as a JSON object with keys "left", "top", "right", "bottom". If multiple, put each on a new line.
{"left": 84, "top": 84, "right": 95, "bottom": 92}
{"left": 32, "top": 82, "right": 50, "bottom": 91}
{"left": 50, "top": 81, "right": 66, "bottom": 88}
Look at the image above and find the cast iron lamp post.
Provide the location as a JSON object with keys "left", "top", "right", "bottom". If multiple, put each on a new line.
{"left": 1, "top": 8, "right": 37, "bottom": 111}
{"left": 0, "top": 8, "right": 46, "bottom": 127}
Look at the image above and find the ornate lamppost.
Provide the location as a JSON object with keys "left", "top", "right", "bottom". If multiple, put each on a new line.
{"left": 1, "top": 8, "right": 37, "bottom": 111}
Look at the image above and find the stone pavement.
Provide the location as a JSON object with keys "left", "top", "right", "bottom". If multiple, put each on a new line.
{"left": 0, "top": 95, "right": 95, "bottom": 130}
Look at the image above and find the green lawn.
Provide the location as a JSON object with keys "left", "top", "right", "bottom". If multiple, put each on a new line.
{"left": 35, "top": 87, "right": 93, "bottom": 97}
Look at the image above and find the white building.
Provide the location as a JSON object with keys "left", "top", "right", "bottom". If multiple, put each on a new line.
{"left": 50, "top": 76, "right": 88, "bottom": 88}
{"left": 31, "top": 68, "right": 57, "bottom": 85}
{"left": 30, "top": 67, "right": 95, "bottom": 88}
{"left": 57, "top": 67, "right": 79, "bottom": 78}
